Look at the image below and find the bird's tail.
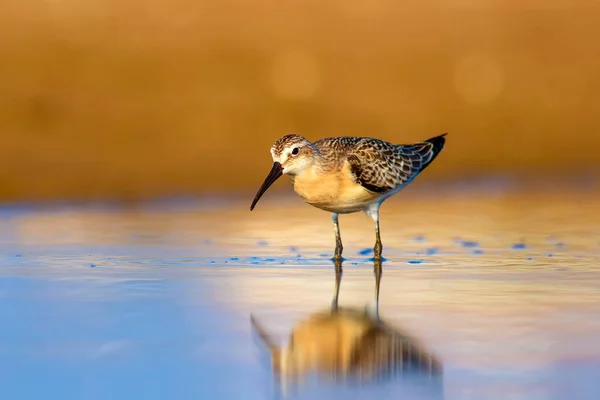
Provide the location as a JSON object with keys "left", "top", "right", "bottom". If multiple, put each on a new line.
{"left": 397, "top": 133, "right": 447, "bottom": 172}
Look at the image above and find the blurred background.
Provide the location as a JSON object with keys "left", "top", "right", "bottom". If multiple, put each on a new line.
{"left": 2, "top": 3, "right": 600, "bottom": 399}
{"left": 1, "top": 0, "right": 599, "bottom": 204}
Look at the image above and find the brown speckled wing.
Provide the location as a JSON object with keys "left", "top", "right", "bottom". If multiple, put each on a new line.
{"left": 347, "top": 134, "right": 447, "bottom": 194}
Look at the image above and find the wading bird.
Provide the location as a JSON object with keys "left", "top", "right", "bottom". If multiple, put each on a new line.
{"left": 250, "top": 133, "right": 447, "bottom": 261}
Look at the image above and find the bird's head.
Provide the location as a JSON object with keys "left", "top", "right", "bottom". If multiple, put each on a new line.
{"left": 250, "top": 134, "right": 315, "bottom": 210}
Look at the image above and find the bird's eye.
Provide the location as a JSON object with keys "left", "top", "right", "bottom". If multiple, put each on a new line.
{"left": 291, "top": 147, "right": 299, "bottom": 156}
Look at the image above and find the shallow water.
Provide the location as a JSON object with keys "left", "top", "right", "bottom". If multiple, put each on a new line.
{"left": 1, "top": 185, "right": 600, "bottom": 399}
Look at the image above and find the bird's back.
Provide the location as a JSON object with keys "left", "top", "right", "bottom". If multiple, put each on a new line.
{"left": 313, "top": 134, "right": 447, "bottom": 195}
{"left": 311, "top": 136, "right": 366, "bottom": 170}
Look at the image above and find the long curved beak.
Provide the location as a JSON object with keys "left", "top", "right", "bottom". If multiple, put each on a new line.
{"left": 250, "top": 162, "right": 283, "bottom": 211}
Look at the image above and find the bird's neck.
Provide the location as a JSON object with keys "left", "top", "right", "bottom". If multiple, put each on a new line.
{"left": 289, "top": 160, "right": 325, "bottom": 181}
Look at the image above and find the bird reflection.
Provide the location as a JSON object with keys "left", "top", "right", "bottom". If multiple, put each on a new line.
{"left": 250, "top": 258, "right": 443, "bottom": 398}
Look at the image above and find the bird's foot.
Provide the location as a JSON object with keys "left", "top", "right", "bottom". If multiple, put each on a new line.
{"left": 374, "top": 241, "right": 383, "bottom": 259}
{"left": 332, "top": 247, "right": 344, "bottom": 262}
{"left": 334, "top": 243, "right": 344, "bottom": 258}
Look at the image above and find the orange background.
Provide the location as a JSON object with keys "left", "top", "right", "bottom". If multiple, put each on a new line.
{"left": 1, "top": 1, "right": 599, "bottom": 202}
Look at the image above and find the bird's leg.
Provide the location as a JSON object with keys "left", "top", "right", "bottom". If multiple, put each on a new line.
{"left": 332, "top": 213, "right": 343, "bottom": 260}
{"left": 368, "top": 205, "right": 382, "bottom": 319}
{"left": 331, "top": 213, "right": 344, "bottom": 311}
{"left": 331, "top": 257, "right": 343, "bottom": 312}
{"left": 373, "top": 207, "right": 383, "bottom": 260}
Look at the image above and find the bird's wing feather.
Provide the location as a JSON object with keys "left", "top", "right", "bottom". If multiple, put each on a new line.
{"left": 347, "top": 138, "right": 439, "bottom": 194}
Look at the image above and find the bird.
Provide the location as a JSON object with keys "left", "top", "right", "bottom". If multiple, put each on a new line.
{"left": 249, "top": 132, "right": 447, "bottom": 262}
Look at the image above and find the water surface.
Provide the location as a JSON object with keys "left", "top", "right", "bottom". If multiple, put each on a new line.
{"left": 1, "top": 186, "right": 599, "bottom": 399}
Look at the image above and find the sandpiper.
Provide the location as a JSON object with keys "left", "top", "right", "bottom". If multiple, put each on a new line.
{"left": 250, "top": 133, "right": 447, "bottom": 261}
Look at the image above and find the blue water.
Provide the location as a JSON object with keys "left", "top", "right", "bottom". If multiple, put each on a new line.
{"left": 1, "top": 190, "right": 600, "bottom": 400}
